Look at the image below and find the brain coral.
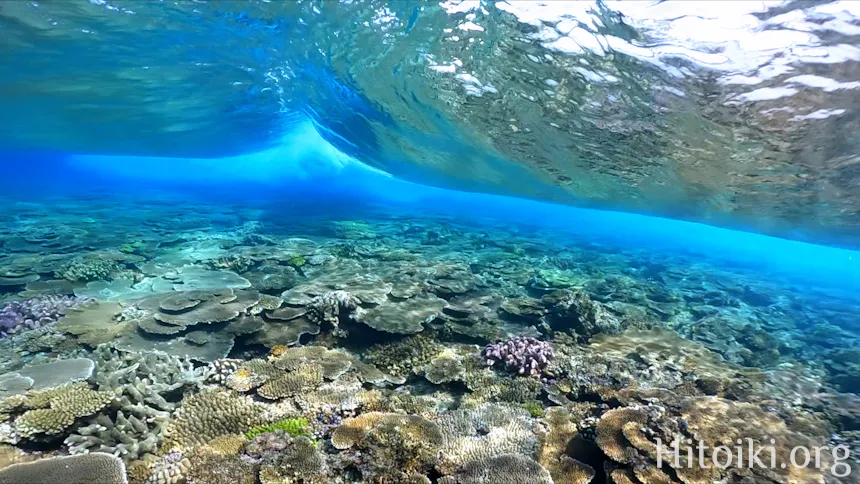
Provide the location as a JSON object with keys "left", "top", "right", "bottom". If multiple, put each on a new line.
{"left": 0, "top": 453, "right": 127, "bottom": 484}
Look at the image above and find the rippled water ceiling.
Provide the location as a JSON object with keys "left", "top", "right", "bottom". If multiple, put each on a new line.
{"left": 1, "top": 0, "right": 858, "bottom": 246}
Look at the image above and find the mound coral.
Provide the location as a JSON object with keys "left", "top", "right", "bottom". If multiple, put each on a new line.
{"left": 163, "top": 390, "right": 268, "bottom": 451}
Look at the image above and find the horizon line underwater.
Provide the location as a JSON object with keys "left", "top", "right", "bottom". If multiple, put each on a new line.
{"left": 17, "top": 120, "right": 859, "bottom": 295}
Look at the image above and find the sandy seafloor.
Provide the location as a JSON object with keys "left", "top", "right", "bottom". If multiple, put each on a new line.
{"left": 0, "top": 189, "right": 859, "bottom": 484}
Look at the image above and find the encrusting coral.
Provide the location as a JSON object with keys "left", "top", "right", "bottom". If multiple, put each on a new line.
{"left": 245, "top": 417, "right": 310, "bottom": 440}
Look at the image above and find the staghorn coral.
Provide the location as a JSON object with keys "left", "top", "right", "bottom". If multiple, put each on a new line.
{"left": 162, "top": 390, "right": 268, "bottom": 451}
{"left": 436, "top": 403, "right": 540, "bottom": 475}
{"left": 0, "top": 453, "right": 127, "bottom": 484}
{"left": 65, "top": 345, "right": 204, "bottom": 461}
{"left": 0, "top": 295, "right": 90, "bottom": 338}
{"left": 438, "top": 453, "right": 554, "bottom": 484}
{"left": 483, "top": 336, "right": 554, "bottom": 377}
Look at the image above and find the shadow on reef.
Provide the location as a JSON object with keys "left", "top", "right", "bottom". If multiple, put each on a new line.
{"left": 0, "top": 193, "right": 859, "bottom": 483}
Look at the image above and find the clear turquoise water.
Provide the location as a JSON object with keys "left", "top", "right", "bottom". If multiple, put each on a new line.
{"left": 2, "top": 2, "right": 860, "bottom": 482}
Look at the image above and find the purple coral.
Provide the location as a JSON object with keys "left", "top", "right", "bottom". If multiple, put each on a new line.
{"left": 0, "top": 295, "right": 89, "bottom": 338}
{"left": 483, "top": 336, "right": 554, "bottom": 377}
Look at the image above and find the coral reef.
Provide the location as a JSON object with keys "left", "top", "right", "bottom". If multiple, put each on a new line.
{"left": 0, "top": 357, "right": 95, "bottom": 399}
{"left": 542, "top": 289, "right": 622, "bottom": 339}
{"left": 436, "top": 403, "right": 540, "bottom": 475}
{"left": 246, "top": 432, "right": 327, "bottom": 484}
{"left": 438, "top": 453, "right": 554, "bottom": 484}
{"left": 55, "top": 255, "right": 120, "bottom": 282}
{"left": 3, "top": 382, "right": 114, "bottom": 439}
{"left": 0, "top": 199, "right": 858, "bottom": 484}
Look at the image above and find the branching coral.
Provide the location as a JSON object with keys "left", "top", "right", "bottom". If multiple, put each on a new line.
{"left": 483, "top": 336, "right": 554, "bottom": 377}
{"left": 65, "top": 345, "right": 204, "bottom": 461}
{"left": 0, "top": 295, "right": 90, "bottom": 338}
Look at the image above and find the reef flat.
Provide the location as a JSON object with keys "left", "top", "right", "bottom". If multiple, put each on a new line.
{"left": 0, "top": 193, "right": 858, "bottom": 483}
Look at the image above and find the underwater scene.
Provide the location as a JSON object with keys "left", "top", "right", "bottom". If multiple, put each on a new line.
{"left": 2, "top": 1, "right": 860, "bottom": 483}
